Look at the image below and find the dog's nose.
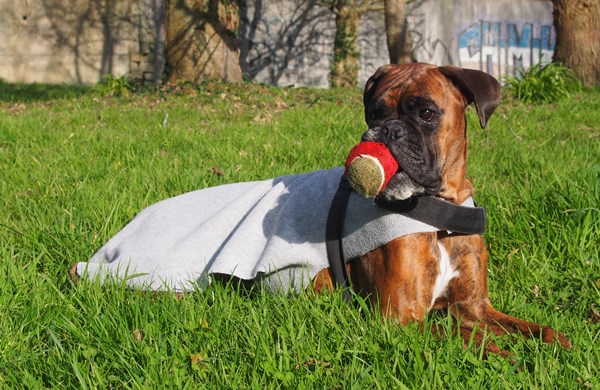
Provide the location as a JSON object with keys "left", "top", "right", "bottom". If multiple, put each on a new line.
{"left": 361, "top": 126, "right": 389, "bottom": 143}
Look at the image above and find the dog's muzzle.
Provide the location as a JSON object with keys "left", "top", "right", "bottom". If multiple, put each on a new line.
{"left": 361, "top": 121, "right": 442, "bottom": 196}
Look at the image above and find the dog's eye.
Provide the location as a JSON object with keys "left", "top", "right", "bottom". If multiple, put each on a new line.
{"left": 419, "top": 109, "right": 435, "bottom": 121}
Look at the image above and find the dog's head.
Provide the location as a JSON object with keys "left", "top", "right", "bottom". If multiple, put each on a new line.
{"left": 362, "top": 63, "right": 500, "bottom": 203}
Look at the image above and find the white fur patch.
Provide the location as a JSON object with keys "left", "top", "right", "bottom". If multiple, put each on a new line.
{"left": 430, "top": 242, "right": 459, "bottom": 308}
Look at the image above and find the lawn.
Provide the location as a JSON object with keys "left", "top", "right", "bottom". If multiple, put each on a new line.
{"left": 0, "top": 80, "right": 598, "bottom": 388}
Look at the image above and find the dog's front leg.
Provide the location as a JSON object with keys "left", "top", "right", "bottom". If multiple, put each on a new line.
{"left": 350, "top": 233, "right": 440, "bottom": 325}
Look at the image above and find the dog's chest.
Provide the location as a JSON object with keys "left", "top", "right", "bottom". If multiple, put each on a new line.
{"left": 430, "top": 241, "right": 459, "bottom": 307}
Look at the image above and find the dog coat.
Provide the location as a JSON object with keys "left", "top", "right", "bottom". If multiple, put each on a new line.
{"left": 75, "top": 167, "right": 476, "bottom": 293}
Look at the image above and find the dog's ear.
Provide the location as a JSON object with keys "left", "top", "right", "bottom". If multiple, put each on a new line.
{"left": 439, "top": 66, "right": 501, "bottom": 128}
{"left": 363, "top": 65, "right": 396, "bottom": 125}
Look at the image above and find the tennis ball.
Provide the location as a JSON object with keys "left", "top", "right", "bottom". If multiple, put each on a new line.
{"left": 344, "top": 142, "right": 398, "bottom": 197}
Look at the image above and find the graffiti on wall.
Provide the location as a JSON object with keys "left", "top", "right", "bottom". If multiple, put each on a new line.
{"left": 458, "top": 21, "right": 555, "bottom": 77}
{"left": 410, "top": 31, "right": 454, "bottom": 66}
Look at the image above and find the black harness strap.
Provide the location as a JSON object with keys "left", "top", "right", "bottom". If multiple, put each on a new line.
{"left": 325, "top": 176, "right": 487, "bottom": 301}
{"left": 325, "top": 177, "right": 353, "bottom": 302}
{"left": 374, "top": 195, "right": 487, "bottom": 235}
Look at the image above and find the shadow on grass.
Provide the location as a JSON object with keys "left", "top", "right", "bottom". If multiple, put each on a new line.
{"left": 0, "top": 80, "right": 90, "bottom": 103}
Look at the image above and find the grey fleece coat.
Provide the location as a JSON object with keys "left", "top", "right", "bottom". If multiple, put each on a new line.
{"left": 76, "top": 167, "right": 474, "bottom": 292}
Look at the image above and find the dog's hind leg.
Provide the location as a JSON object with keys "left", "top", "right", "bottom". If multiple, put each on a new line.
{"left": 480, "top": 304, "right": 572, "bottom": 349}
{"left": 441, "top": 234, "right": 571, "bottom": 352}
{"left": 428, "top": 321, "right": 511, "bottom": 357}
{"left": 445, "top": 300, "right": 571, "bottom": 352}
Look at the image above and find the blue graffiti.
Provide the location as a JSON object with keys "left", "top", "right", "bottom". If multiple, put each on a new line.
{"left": 540, "top": 25, "right": 553, "bottom": 50}
{"left": 459, "top": 22, "right": 554, "bottom": 54}
{"left": 458, "top": 21, "right": 555, "bottom": 75}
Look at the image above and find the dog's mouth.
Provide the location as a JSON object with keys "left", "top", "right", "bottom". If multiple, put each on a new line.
{"left": 381, "top": 170, "right": 427, "bottom": 201}
{"left": 361, "top": 124, "right": 442, "bottom": 201}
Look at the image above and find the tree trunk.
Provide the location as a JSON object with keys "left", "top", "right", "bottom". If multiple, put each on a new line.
{"left": 383, "top": 0, "right": 412, "bottom": 64}
{"left": 331, "top": 1, "right": 360, "bottom": 88}
{"left": 552, "top": 0, "right": 600, "bottom": 87}
{"left": 166, "top": 0, "right": 242, "bottom": 83}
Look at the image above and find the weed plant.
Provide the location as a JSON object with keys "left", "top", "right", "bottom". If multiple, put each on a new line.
{"left": 0, "top": 81, "right": 598, "bottom": 388}
{"left": 503, "top": 62, "right": 582, "bottom": 104}
{"left": 92, "top": 74, "right": 133, "bottom": 97}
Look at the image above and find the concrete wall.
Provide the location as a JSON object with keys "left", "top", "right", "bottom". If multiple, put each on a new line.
{"left": 239, "top": 2, "right": 394, "bottom": 88}
{"left": 408, "top": 0, "right": 555, "bottom": 78}
{"left": 241, "top": 0, "right": 555, "bottom": 86}
{"left": 239, "top": 0, "right": 336, "bottom": 88}
{"left": 0, "top": 0, "right": 165, "bottom": 85}
{"left": 0, "top": 0, "right": 554, "bottom": 86}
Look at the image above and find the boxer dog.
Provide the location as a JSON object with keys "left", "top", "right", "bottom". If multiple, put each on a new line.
{"left": 71, "top": 63, "right": 570, "bottom": 356}
{"left": 312, "top": 63, "right": 571, "bottom": 355}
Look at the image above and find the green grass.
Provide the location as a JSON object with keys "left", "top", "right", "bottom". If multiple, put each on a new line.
{"left": 0, "top": 81, "right": 598, "bottom": 388}
{"left": 0, "top": 79, "right": 90, "bottom": 103}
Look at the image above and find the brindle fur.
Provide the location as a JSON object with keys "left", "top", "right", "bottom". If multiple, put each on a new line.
{"left": 313, "top": 63, "right": 570, "bottom": 356}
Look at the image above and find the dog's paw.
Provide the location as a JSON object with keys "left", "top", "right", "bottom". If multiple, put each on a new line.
{"left": 69, "top": 263, "right": 79, "bottom": 284}
{"left": 542, "top": 327, "right": 572, "bottom": 349}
